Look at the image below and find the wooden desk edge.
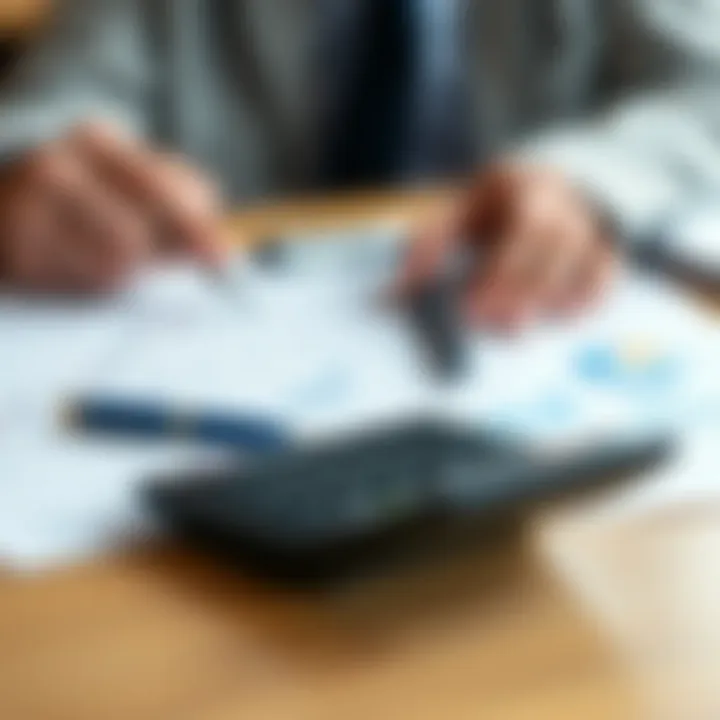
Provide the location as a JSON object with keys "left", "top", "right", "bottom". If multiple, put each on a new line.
{"left": 226, "top": 186, "right": 454, "bottom": 244}
{"left": 0, "top": 1, "right": 51, "bottom": 37}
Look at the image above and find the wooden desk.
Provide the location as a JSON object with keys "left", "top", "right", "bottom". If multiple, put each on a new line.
{"left": 0, "top": 190, "right": 714, "bottom": 720}
{"left": 0, "top": 0, "right": 49, "bottom": 37}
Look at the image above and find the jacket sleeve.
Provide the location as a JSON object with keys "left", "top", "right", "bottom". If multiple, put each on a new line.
{"left": 0, "top": 0, "right": 155, "bottom": 163}
{"left": 516, "top": 0, "right": 720, "bottom": 239}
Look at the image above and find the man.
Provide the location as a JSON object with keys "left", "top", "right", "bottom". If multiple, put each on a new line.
{"left": 0, "top": 0, "right": 719, "bottom": 331}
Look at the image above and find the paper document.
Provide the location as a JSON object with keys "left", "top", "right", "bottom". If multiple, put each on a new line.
{"left": 1, "top": 226, "right": 720, "bottom": 570}
{"left": 654, "top": 197, "right": 720, "bottom": 270}
{"left": 447, "top": 271, "right": 720, "bottom": 446}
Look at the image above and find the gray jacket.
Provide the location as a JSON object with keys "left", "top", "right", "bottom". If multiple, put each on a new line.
{"left": 1, "top": 0, "right": 720, "bottom": 236}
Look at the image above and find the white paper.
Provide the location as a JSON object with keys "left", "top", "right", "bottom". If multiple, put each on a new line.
{"left": 444, "top": 271, "right": 720, "bottom": 447}
{"left": 663, "top": 201, "right": 720, "bottom": 270}
{"left": 0, "top": 234, "right": 428, "bottom": 570}
{"left": 2, "top": 227, "right": 720, "bottom": 571}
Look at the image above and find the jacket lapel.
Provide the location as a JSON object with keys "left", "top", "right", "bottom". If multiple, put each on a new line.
{"left": 242, "top": 0, "right": 317, "bottom": 146}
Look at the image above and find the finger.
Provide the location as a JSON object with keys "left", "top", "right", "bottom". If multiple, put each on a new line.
{"left": 10, "top": 220, "right": 105, "bottom": 295}
{"left": 469, "top": 217, "right": 552, "bottom": 329}
{"left": 6, "top": 148, "right": 88, "bottom": 290}
{"left": 471, "top": 183, "right": 599, "bottom": 328}
{"left": 397, "top": 168, "right": 517, "bottom": 309}
{"left": 3, "top": 141, "right": 137, "bottom": 293}
{"left": 461, "top": 164, "right": 519, "bottom": 244}
{"left": 70, "top": 123, "right": 225, "bottom": 265}
{"left": 79, "top": 191, "right": 151, "bottom": 284}
{"left": 464, "top": 233, "right": 522, "bottom": 330}
{"left": 394, "top": 203, "right": 462, "bottom": 299}
{"left": 34, "top": 146, "right": 152, "bottom": 285}
{"left": 28, "top": 217, "right": 125, "bottom": 295}
{"left": 152, "top": 154, "right": 227, "bottom": 263}
{"left": 396, "top": 166, "right": 523, "bottom": 306}
{"left": 46, "top": 237, "right": 115, "bottom": 294}
{"left": 535, "top": 224, "right": 595, "bottom": 316}
{"left": 2, "top": 192, "right": 57, "bottom": 290}
{"left": 560, "top": 244, "right": 617, "bottom": 315}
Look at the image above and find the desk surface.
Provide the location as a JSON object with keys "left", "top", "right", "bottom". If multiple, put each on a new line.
{"left": 1, "top": 189, "right": 717, "bottom": 720}
{"left": 0, "top": 0, "right": 49, "bottom": 36}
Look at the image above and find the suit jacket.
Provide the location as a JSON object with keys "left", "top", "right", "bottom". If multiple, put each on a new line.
{"left": 2, "top": 0, "right": 720, "bottom": 235}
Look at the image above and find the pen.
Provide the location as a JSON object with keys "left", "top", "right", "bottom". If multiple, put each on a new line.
{"left": 66, "top": 397, "right": 290, "bottom": 453}
{"left": 406, "top": 247, "right": 475, "bottom": 383}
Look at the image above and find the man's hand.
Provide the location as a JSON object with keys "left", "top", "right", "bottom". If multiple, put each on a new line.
{"left": 0, "top": 122, "right": 227, "bottom": 293}
{"left": 400, "top": 164, "right": 618, "bottom": 332}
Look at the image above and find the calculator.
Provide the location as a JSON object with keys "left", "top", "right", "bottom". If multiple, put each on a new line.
{"left": 144, "top": 420, "right": 672, "bottom": 583}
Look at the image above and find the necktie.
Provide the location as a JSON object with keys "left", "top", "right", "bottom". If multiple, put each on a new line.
{"left": 407, "top": 0, "right": 473, "bottom": 178}
{"left": 320, "top": 0, "right": 417, "bottom": 187}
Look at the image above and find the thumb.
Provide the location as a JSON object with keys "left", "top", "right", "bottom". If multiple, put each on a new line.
{"left": 393, "top": 204, "right": 463, "bottom": 300}
{"left": 462, "top": 164, "right": 519, "bottom": 245}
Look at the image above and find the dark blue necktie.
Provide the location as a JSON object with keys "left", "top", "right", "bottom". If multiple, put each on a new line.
{"left": 407, "top": 0, "right": 474, "bottom": 178}
{"left": 320, "top": 0, "right": 416, "bottom": 188}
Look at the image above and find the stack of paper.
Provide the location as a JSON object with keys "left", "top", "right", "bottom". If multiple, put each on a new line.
{"left": 1, "top": 227, "right": 720, "bottom": 570}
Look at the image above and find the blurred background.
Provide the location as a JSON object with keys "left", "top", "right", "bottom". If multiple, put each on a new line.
{"left": 3, "top": 2, "right": 720, "bottom": 720}
{"left": 0, "top": 0, "right": 46, "bottom": 74}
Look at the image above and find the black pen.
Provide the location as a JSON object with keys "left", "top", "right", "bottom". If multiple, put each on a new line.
{"left": 406, "top": 247, "right": 476, "bottom": 383}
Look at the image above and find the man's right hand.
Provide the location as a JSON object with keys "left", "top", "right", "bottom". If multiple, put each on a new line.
{"left": 0, "top": 122, "right": 228, "bottom": 294}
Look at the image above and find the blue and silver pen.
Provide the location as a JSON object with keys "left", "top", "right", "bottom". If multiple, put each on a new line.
{"left": 66, "top": 396, "right": 290, "bottom": 453}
